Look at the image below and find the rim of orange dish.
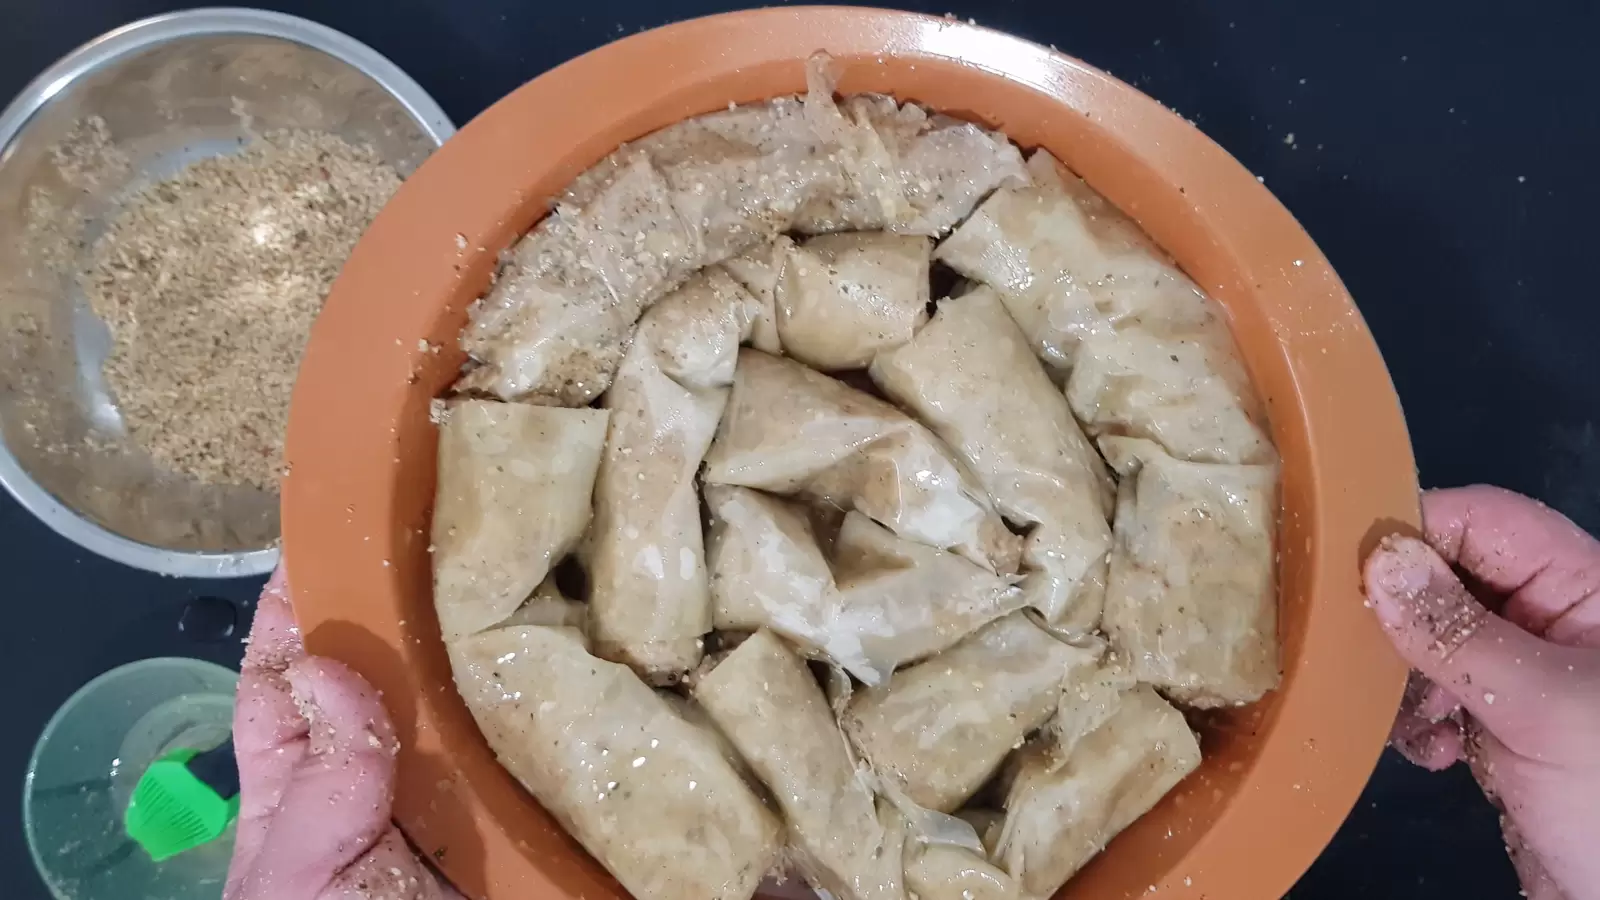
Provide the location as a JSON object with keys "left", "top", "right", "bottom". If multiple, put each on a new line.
{"left": 284, "top": 7, "right": 1417, "bottom": 900}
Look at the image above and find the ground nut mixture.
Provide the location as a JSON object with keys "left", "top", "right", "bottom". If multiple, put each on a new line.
{"left": 82, "top": 130, "right": 400, "bottom": 490}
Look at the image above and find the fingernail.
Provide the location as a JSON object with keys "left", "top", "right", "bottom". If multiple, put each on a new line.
{"left": 1367, "top": 552, "right": 1432, "bottom": 633}
{"left": 1369, "top": 540, "right": 1489, "bottom": 657}
{"left": 1373, "top": 546, "right": 1433, "bottom": 602}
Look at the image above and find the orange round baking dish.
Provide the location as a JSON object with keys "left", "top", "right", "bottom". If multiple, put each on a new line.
{"left": 284, "top": 8, "right": 1418, "bottom": 900}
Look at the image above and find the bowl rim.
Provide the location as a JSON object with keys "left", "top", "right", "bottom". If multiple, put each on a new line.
{"left": 285, "top": 6, "right": 1419, "bottom": 898}
{"left": 0, "top": 7, "right": 455, "bottom": 578}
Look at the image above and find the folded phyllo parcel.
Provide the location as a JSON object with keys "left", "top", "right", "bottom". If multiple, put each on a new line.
{"left": 1100, "top": 437, "right": 1280, "bottom": 707}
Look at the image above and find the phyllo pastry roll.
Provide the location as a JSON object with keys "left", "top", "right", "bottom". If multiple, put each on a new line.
{"left": 905, "top": 843, "right": 1018, "bottom": 900}
{"left": 841, "top": 612, "right": 1100, "bottom": 812}
{"left": 585, "top": 267, "right": 762, "bottom": 682}
{"left": 1100, "top": 437, "right": 1279, "bottom": 707}
{"left": 705, "top": 489, "right": 1023, "bottom": 685}
{"left": 794, "top": 91, "right": 1028, "bottom": 237}
{"left": 934, "top": 149, "right": 1215, "bottom": 372}
{"left": 695, "top": 630, "right": 905, "bottom": 900}
{"left": 871, "top": 287, "right": 1114, "bottom": 632}
{"left": 776, "top": 231, "right": 931, "bottom": 371}
{"left": 449, "top": 625, "right": 782, "bottom": 900}
{"left": 704, "top": 349, "right": 1020, "bottom": 574}
{"left": 1065, "top": 324, "right": 1273, "bottom": 466}
{"left": 993, "top": 685, "right": 1201, "bottom": 899}
{"left": 431, "top": 401, "right": 607, "bottom": 641}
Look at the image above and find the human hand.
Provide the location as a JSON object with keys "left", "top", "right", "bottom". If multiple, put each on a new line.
{"left": 226, "top": 569, "right": 459, "bottom": 900}
{"left": 1364, "top": 486, "right": 1600, "bottom": 900}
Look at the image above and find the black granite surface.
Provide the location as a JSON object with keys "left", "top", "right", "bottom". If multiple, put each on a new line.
{"left": 6, "top": 1, "right": 1597, "bottom": 897}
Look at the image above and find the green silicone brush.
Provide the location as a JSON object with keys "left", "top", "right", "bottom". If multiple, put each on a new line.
{"left": 123, "top": 737, "right": 240, "bottom": 861}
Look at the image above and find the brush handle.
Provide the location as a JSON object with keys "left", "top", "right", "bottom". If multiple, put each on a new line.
{"left": 186, "top": 737, "right": 239, "bottom": 800}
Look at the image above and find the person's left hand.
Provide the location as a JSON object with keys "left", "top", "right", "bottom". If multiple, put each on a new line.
{"left": 225, "top": 569, "right": 457, "bottom": 900}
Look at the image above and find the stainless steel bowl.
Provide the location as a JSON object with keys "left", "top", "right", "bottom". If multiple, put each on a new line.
{"left": 0, "top": 9, "right": 454, "bottom": 577}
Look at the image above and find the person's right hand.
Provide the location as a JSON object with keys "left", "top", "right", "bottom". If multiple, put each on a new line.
{"left": 1364, "top": 486, "right": 1600, "bottom": 900}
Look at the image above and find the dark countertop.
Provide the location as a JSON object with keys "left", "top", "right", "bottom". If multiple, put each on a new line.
{"left": 5, "top": 1, "right": 1595, "bottom": 897}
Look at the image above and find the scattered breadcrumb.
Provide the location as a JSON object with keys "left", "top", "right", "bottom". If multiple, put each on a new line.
{"left": 82, "top": 130, "right": 401, "bottom": 490}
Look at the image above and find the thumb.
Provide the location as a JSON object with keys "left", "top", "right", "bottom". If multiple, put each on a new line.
{"left": 1364, "top": 536, "right": 1591, "bottom": 760}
